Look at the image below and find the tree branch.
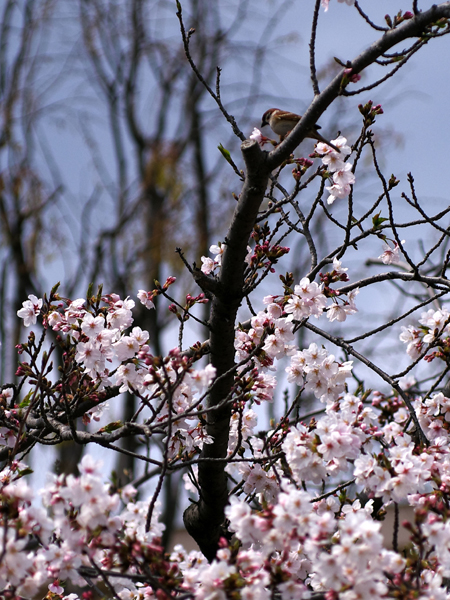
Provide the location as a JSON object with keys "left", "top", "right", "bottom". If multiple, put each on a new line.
{"left": 183, "top": 140, "right": 269, "bottom": 560}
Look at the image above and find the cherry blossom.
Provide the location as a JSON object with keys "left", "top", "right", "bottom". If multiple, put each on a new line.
{"left": 378, "top": 240, "right": 405, "bottom": 265}
{"left": 17, "top": 294, "right": 43, "bottom": 327}
{"left": 137, "top": 289, "right": 155, "bottom": 309}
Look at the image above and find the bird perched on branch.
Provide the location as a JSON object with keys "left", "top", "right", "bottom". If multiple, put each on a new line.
{"left": 261, "top": 108, "right": 340, "bottom": 152}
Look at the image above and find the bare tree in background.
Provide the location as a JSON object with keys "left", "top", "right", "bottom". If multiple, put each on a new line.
{"left": 0, "top": 0, "right": 61, "bottom": 381}
{"left": 0, "top": 0, "right": 294, "bottom": 545}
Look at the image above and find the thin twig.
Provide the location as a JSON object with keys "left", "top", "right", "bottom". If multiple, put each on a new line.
{"left": 309, "top": 0, "right": 322, "bottom": 96}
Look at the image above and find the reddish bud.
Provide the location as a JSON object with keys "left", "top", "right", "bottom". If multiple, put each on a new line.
{"left": 163, "top": 276, "right": 177, "bottom": 289}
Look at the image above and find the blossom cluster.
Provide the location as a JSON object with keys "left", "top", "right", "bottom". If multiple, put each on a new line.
{"left": 415, "top": 391, "right": 450, "bottom": 441}
{"left": 5, "top": 380, "right": 450, "bottom": 599}
{"left": 11, "top": 287, "right": 450, "bottom": 600}
{"left": 15, "top": 292, "right": 216, "bottom": 460}
{"left": 235, "top": 259, "right": 358, "bottom": 363}
{"left": 0, "top": 455, "right": 170, "bottom": 598}
{"left": 223, "top": 484, "right": 403, "bottom": 600}
{"left": 232, "top": 262, "right": 358, "bottom": 419}
{"left": 284, "top": 398, "right": 363, "bottom": 483}
{"left": 316, "top": 136, "right": 355, "bottom": 205}
{"left": 227, "top": 264, "right": 360, "bottom": 485}
{"left": 286, "top": 260, "right": 359, "bottom": 323}
{"left": 248, "top": 125, "right": 355, "bottom": 207}
{"left": 349, "top": 389, "right": 450, "bottom": 505}
{"left": 286, "top": 342, "right": 353, "bottom": 404}
{"left": 354, "top": 429, "right": 432, "bottom": 503}
{"left": 400, "top": 306, "right": 450, "bottom": 361}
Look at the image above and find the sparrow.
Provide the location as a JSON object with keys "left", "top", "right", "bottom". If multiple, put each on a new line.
{"left": 261, "top": 108, "right": 340, "bottom": 152}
